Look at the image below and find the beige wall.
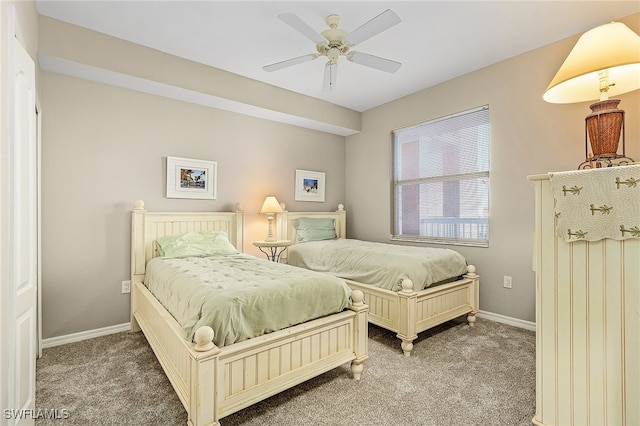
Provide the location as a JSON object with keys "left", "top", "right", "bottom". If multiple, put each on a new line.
{"left": 40, "top": 73, "right": 346, "bottom": 338}
{"left": 38, "top": 15, "right": 357, "bottom": 340}
{"left": 345, "top": 13, "right": 640, "bottom": 323}
{"left": 38, "top": 10, "right": 640, "bottom": 338}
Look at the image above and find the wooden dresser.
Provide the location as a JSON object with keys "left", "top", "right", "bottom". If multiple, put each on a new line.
{"left": 529, "top": 173, "right": 639, "bottom": 426}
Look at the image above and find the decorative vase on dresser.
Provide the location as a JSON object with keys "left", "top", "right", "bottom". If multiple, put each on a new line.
{"left": 529, "top": 167, "right": 639, "bottom": 426}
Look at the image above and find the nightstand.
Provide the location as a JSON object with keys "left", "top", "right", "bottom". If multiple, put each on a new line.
{"left": 252, "top": 240, "right": 292, "bottom": 262}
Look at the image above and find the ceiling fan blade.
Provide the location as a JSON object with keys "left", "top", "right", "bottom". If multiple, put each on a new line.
{"left": 343, "top": 9, "right": 401, "bottom": 46}
{"left": 347, "top": 51, "right": 401, "bottom": 73}
{"left": 278, "top": 13, "right": 326, "bottom": 45}
{"left": 263, "top": 54, "right": 319, "bottom": 72}
{"left": 323, "top": 62, "right": 338, "bottom": 92}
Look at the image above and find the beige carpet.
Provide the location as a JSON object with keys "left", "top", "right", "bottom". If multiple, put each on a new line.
{"left": 36, "top": 318, "right": 535, "bottom": 425}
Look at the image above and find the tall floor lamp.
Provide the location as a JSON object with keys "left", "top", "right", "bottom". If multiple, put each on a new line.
{"left": 543, "top": 21, "right": 640, "bottom": 168}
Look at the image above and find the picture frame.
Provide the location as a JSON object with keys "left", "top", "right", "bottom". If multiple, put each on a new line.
{"left": 166, "top": 156, "right": 217, "bottom": 200}
{"left": 294, "top": 169, "right": 325, "bottom": 202}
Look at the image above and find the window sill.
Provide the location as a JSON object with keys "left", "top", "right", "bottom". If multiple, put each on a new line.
{"left": 390, "top": 235, "right": 489, "bottom": 248}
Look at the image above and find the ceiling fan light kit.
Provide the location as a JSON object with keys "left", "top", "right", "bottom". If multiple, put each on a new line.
{"left": 264, "top": 9, "right": 402, "bottom": 92}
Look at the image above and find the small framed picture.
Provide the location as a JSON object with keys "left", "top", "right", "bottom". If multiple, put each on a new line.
{"left": 295, "top": 169, "right": 325, "bottom": 202}
{"left": 166, "top": 156, "right": 217, "bottom": 199}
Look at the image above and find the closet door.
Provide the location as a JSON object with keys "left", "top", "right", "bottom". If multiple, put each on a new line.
{"left": 6, "top": 5, "right": 38, "bottom": 425}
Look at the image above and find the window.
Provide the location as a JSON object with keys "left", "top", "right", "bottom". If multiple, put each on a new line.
{"left": 392, "top": 106, "right": 490, "bottom": 247}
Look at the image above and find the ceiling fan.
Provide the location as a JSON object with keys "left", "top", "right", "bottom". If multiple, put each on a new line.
{"left": 263, "top": 9, "right": 402, "bottom": 92}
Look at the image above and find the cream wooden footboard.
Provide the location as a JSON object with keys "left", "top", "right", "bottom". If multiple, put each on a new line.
{"left": 131, "top": 201, "right": 368, "bottom": 426}
{"left": 345, "top": 268, "right": 478, "bottom": 356}
{"left": 277, "top": 205, "right": 480, "bottom": 356}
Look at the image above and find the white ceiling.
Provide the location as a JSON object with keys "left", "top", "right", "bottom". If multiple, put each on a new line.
{"left": 35, "top": 1, "right": 640, "bottom": 112}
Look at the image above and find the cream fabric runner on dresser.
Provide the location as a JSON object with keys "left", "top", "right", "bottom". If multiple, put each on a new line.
{"left": 549, "top": 164, "right": 640, "bottom": 242}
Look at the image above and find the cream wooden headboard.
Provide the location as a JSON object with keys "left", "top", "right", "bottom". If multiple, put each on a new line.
{"left": 130, "top": 200, "right": 244, "bottom": 284}
{"left": 276, "top": 204, "right": 346, "bottom": 243}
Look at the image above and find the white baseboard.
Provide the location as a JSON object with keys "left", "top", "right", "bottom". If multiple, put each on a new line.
{"left": 41, "top": 322, "right": 131, "bottom": 349}
{"left": 477, "top": 310, "right": 536, "bottom": 331}
{"left": 40, "top": 311, "right": 534, "bottom": 350}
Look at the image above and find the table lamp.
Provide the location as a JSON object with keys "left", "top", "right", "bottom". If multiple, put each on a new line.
{"left": 260, "top": 196, "right": 283, "bottom": 242}
{"left": 543, "top": 21, "right": 640, "bottom": 167}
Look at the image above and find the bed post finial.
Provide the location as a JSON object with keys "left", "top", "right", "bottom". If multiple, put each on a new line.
{"left": 337, "top": 203, "right": 344, "bottom": 211}
{"left": 466, "top": 265, "right": 477, "bottom": 278}
{"left": 351, "top": 289, "right": 364, "bottom": 306}
{"left": 134, "top": 200, "right": 145, "bottom": 210}
{"left": 400, "top": 279, "right": 414, "bottom": 293}
{"left": 193, "top": 326, "right": 216, "bottom": 352}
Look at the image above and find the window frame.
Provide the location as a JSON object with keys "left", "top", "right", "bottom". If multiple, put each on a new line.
{"left": 390, "top": 105, "right": 490, "bottom": 247}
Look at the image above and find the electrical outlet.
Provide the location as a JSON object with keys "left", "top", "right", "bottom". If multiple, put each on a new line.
{"left": 121, "top": 280, "right": 131, "bottom": 294}
{"left": 503, "top": 276, "right": 512, "bottom": 289}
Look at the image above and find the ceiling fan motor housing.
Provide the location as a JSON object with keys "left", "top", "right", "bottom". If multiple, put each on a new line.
{"left": 318, "top": 15, "right": 350, "bottom": 63}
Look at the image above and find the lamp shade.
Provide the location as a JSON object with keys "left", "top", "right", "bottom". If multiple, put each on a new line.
{"left": 543, "top": 21, "right": 640, "bottom": 104}
{"left": 260, "top": 196, "right": 283, "bottom": 214}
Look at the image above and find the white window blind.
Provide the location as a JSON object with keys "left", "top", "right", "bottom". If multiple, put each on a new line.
{"left": 392, "top": 106, "right": 490, "bottom": 247}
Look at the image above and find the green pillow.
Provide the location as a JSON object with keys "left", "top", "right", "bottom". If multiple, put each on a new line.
{"left": 156, "top": 230, "right": 238, "bottom": 258}
{"left": 293, "top": 217, "right": 337, "bottom": 243}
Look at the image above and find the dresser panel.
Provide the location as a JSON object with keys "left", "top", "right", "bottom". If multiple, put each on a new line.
{"left": 531, "top": 174, "right": 639, "bottom": 426}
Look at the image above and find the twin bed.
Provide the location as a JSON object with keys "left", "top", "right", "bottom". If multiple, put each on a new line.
{"left": 277, "top": 204, "right": 480, "bottom": 357}
{"left": 130, "top": 201, "right": 479, "bottom": 425}
{"left": 130, "top": 201, "right": 368, "bottom": 426}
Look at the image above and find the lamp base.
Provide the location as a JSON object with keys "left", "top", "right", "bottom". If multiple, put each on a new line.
{"left": 579, "top": 155, "right": 634, "bottom": 169}
{"left": 585, "top": 99, "right": 623, "bottom": 158}
{"left": 265, "top": 214, "right": 276, "bottom": 242}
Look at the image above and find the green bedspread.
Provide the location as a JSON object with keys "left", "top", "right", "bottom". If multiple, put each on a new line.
{"left": 287, "top": 239, "right": 468, "bottom": 292}
{"left": 144, "top": 254, "right": 351, "bottom": 347}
